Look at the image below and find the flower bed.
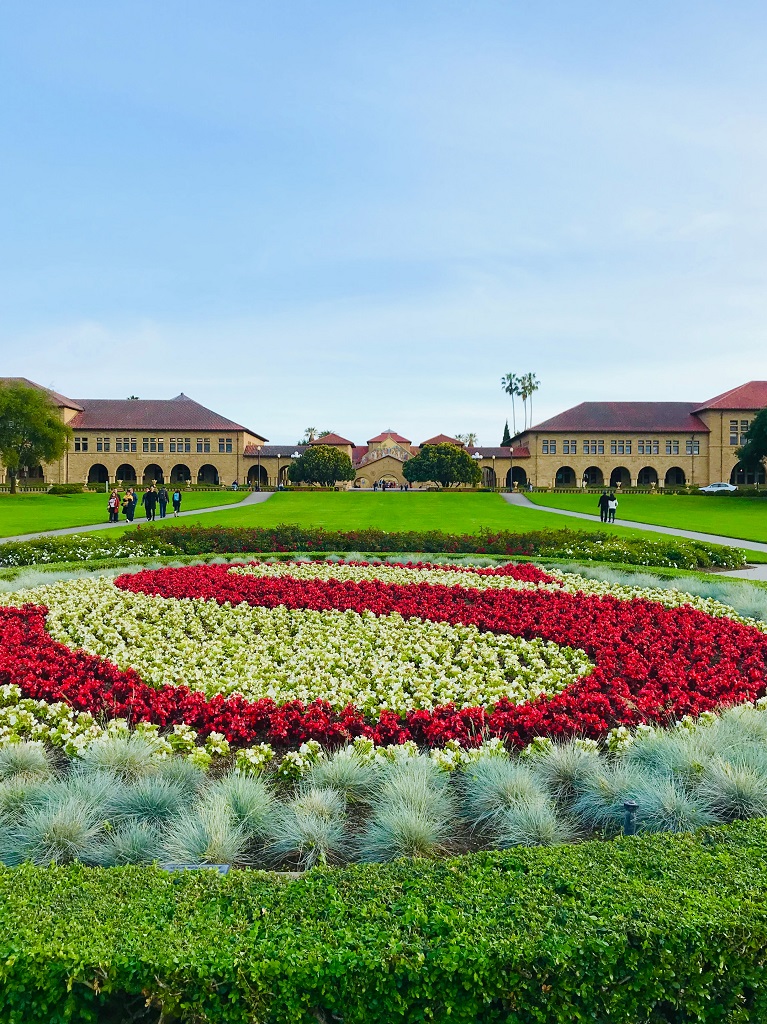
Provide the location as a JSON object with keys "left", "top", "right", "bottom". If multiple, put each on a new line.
{"left": 1, "top": 559, "right": 766, "bottom": 753}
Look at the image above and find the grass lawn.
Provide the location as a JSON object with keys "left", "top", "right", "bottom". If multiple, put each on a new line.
{"left": 0, "top": 490, "right": 246, "bottom": 538}
{"left": 527, "top": 492, "right": 767, "bottom": 543}
{"left": 106, "top": 491, "right": 767, "bottom": 560}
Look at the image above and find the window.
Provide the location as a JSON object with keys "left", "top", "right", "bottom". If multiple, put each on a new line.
{"left": 116, "top": 437, "right": 136, "bottom": 453}
{"left": 639, "top": 439, "right": 660, "bottom": 455}
{"left": 686, "top": 439, "right": 700, "bottom": 455}
{"left": 563, "top": 440, "right": 577, "bottom": 455}
{"left": 170, "top": 436, "right": 189, "bottom": 453}
{"left": 219, "top": 437, "right": 233, "bottom": 454}
{"left": 196, "top": 438, "right": 211, "bottom": 454}
{"left": 666, "top": 440, "right": 680, "bottom": 455}
{"left": 96, "top": 437, "right": 111, "bottom": 452}
{"left": 157, "top": 438, "right": 164, "bottom": 452}
{"left": 74, "top": 437, "right": 88, "bottom": 452}
{"left": 741, "top": 419, "right": 750, "bottom": 444}
{"left": 583, "top": 439, "right": 605, "bottom": 455}
{"left": 541, "top": 439, "right": 557, "bottom": 455}
{"left": 611, "top": 440, "right": 629, "bottom": 455}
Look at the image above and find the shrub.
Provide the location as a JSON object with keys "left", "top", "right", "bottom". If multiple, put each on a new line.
{"left": 205, "top": 775, "right": 275, "bottom": 840}
{"left": 94, "top": 821, "right": 163, "bottom": 867}
{"left": 47, "top": 484, "right": 84, "bottom": 495}
{"left": 73, "top": 735, "right": 166, "bottom": 783}
{"left": 695, "top": 759, "right": 767, "bottom": 822}
{"left": 111, "top": 777, "right": 186, "bottom": 826}
{"left": 462, "top": 759, "right": 548, "bottom": 827}
{"left": 358, "top": 802, "right": 455, "bottom": 862}
{"left": 163, "top": 804, "right": 252, "bottom": 867}
{"left": 304, "top": 749, "right": 381, "bottom": 804}
{"left": 528, "top": 741, "right": 602, "bottom": 803}
{"left": 2, "top": 797, "right": 106, "bottom": 866}
{"left": 0, "top": 742, "right": 53, "bottom": 783}
{"left": 492, "top": 797, "right": 576, "bottom": 847}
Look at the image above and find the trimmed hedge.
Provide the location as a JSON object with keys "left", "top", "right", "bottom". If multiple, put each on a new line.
{"left": 0, "top": 525, "right": 748, "bottom": 569}
{"left": 0, "top": 821, "right": 766, "bottom": 1023}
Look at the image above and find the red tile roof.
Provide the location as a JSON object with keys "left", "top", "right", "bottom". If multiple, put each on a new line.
{"left": 420, "top": 434, "right": 464, "bottom": 446}
{"left": 310, "top": 432, "right": 355, "bottom": 446}
{"left": 352, "top": 446, "right": 369, "bottom": 462}
{"left": 0, "top": 377, "right": 83, "bottom": 411}
{"left": 367, "top": 430, "right": 411, "bottom": 444}
{"left": 695, "top": 381, "right": 767, "bottom": 412}
{"left": 245, "top": 445, "right": 305, "bottom": 457}
{"left": 529, "top": 403, "right": 709, "bottom": 434}
{"left": 68, "top": 394, "right": 266, "bottom": 438}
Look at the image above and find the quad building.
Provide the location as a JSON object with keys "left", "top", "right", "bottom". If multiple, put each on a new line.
{"left": 1, "top": 377, "right": 766, "bottom": 490}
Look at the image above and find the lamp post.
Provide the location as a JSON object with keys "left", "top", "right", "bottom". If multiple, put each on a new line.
{"left": 510, "top": 446, "right": 514, "bottom": 490}
{"left": 276, "top": 453, "right": 280, "bottom": 490}
{"left": 291, "top": 451, "right": 301, "bottom": 488}
{"left": 492, "top": 454, "right": 496, "bottom": 490}
{"left": 257, "top": 446, "right": 262, "bottom": 491}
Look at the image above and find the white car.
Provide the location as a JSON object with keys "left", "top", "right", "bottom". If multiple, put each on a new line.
{"left": 699, "top": 482, "right": 738, "bottom": 493}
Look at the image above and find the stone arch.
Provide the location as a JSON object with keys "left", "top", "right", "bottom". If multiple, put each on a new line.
{"left": 555, "top": 466, "right": 576, "bottom": 487}
{"left": 87, "top": 463, "right": 109, "bottom": 484}
{"left": 665, "top": 466, "right": 686, "bottom": 487}
{"left": 247, "top": 465, "right": 268, "bottom": 487}
{"left": 26, "top": 464, "right": 44, "bottom": 480}
{"left": 116, "top": 463, "right": 137, "bottom": 483}
{"left": 582, "top": 466, "right": 604, "bottom": 487}
{"left": 730, "top": 462, "right": 766, "bottom": 486}
{"left": 482, "top": 466, "right": 497, "bottom": 488}
{"left": 637, "top": 466, "right": 658, "bottom": 487}
{"left": 278, "top": 464, "right": 291, "bottom": 486}
{"left": 143, "top": 464, "right": 164, "bottom": 486}
{"left": 505, "top": 466, "right": 527, "bottom": 488}
{"left": 610, "top": 466, "right": 631, "bottom": 489}
{"left": 170, "top": 464, "right": 191, "bottom": 484}
{"left": 197, "top": 464, "right": 219, "bottom": 486}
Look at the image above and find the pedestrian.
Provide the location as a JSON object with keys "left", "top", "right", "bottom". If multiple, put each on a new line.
{"left": 158, "top": 485, "right": 169, "bottom": 519}
{"left": 123, "top": 488, "right": 136, "bottom": 523}
{"left": 172, "top": 487, "right": 182, "bottom": 516}
{"left": 232, "top": 479, "right": 239, "bottom": 491}
{"left": 597, "top": 491, "right": 610, "bottom": 523}
{"left": 607, "top": 493, "right": 618, "bottom": 523}
{"left": 142, "top": 485, "right": 158, "bottom": 521}
{"left": 107, "top": 489, "right": 120, "bottom": 523}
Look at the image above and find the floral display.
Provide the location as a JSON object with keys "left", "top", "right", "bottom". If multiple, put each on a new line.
{"left": 0, "top": 559, "right": 765, "bottom": 758}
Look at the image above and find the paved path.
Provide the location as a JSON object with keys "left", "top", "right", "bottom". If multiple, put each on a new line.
{"left": 0, "top": 491, "right": 273, "bottom": 545}
{"left": 502, "top": 492, "right": 767, "bottom": 580}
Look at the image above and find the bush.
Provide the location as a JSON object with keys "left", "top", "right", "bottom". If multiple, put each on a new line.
{"left": 47, "top": 484, "right": 84, "bottom": 495}
{"left": 0, "top": 523, "right": 747, "bottom": 569}
{"left": 1, "top": 822, "right": 767, "bottom": 1021}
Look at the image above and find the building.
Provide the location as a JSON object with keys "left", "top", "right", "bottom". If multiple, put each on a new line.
{"left": 510, "top": 381, "right": 767, "bottom": 489}
{"left": 2, "top": 377, "right": 766, "bottom": 490}
{"left": 0, "top": 378, "right": 267, "bottom": 487}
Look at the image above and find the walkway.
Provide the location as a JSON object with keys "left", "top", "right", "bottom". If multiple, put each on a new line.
{"left": 502, "top": 492, "right": 767, "bottom": 581}
{"left": 0, "top": 491, "right": 273, "bottom": 546}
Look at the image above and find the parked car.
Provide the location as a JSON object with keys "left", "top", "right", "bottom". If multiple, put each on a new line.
{"left": 699, "top": 482, "right": 738, "bottom": 493}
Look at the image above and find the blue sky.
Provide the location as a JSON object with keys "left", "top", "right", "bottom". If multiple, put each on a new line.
{"left": 1, "top": 1, "right": 766, "bottom": 444}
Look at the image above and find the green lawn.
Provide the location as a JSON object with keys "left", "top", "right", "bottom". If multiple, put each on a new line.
{"left": 0, "top": 490, "right": 246, "bottom": 538}
{"left": 527, "top": 492, "right": 767, "bottom": 543}
{"left": 109, "top": 491, "right": 767, "bottom": 559}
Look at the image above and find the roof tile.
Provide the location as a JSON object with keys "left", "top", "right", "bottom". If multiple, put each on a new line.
{"left": 67, "top": 397, "right": 266, "bottom": 439}
{"left": 695, "top": 381, "right": 767, "bottom": 412}
{"left": 529, "top": 402, "right": 709, "bottom": 433}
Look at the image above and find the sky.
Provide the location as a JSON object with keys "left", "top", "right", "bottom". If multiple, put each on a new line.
{"left": 1, "top": 1, "right": 767, "bottom": 445}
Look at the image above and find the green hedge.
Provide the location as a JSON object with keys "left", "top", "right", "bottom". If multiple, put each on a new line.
{"left": 1, "top": 821, "right": 766, "bottom": 1023}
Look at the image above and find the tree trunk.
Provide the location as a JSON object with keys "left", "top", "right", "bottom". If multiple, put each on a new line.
{"left": 8, "top": 470, "right": 16, "bottom": 495}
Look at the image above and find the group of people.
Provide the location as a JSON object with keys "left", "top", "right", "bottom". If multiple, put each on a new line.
{"left": 107, "top": 485, "right": 183, "bottom": 524}
{"left": 372, "top": 480, "right": 409, "bottom": 491}
{"left": 597, "top": 491, "right": 618, "bottom": 523}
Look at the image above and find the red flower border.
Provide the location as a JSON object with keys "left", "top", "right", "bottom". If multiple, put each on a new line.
{"left": 1, "top": 561, "right": 765, "bottom": 750}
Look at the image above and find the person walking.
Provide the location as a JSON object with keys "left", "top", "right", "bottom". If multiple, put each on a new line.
{"left": 123, "top": 488, "right": 136, "bottom": 523}
{"left": 142, "top": 485, "right": 158, "bottom": 522}
{"left": 597, "top": 491, "right": 610, "bottom": 523}
{"left": 157, "top": 485, "right": 169, "bottom": 519}
{"left": 172, "top": 487, "right": 182, "bottom": 517}
{"left": 107, "top": 490, "right": 120, "bottom": 523}
{"left": 607, "top": 493, "right": 618, "bottom": 523}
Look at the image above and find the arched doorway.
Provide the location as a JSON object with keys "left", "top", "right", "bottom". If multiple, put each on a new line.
{"left": 143, "top": 464, "right": 164, "bottom": 486}
{"left": 116, "top": 464, "right": 137, "bottom": 484}
{"left": 482, "top": 466, "right": 497, "bottom": 488}
{"left": 555, "top": 466, "right": 576, "bottom": 487}
{"left": 610, "top": 467, "right": 631, "bottom": 489}
{"left": 170, "top": 464, "right": 191, "bottom": 484}
{"left": 278, "top": 464, "right": 292, "bottom": 487}
{"left": 197, "top": 464, "right": 219, "bottom": 486}
{"left": 504, "top": 466, "right": 527, "bottom": 488}
{"left": 637, "top": 466, "right": 658, "bottom": 487}
{"left": 582, "top": 466, "right": 604, "bottom": 488}
{"left": 247, "top": 465, "right": 268, "bottom": 488}
{"left": 26, "top": 465, "right": 44, "bottom": 480}
{"left": 730, "top": 462, "right": 766, "bottom": 486}
{"left": 87, "top": 464, "right": 109, "bottom": 485}
{"left": 665, "top": 467, "right": 686, "bottom": 487}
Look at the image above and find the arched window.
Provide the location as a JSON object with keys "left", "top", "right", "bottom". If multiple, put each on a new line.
{"left": 197, "top": 464, "right": 219, "bottom": 486}
{"left": 116, "top": 464, "right": 137, "bottom": 483}
{"left": 170, "top": 464, "right": 191, "bottom": 483}
{"left": 730, "top": 462, "right": 766, "bottom": 486}
{"left": 555, "top": 466, "right": 576, "bottom": 487}
{"left": 610, "top": 467, "right": 631, "bottom": 488}
{"left": 143, "top": 464, "right": 164, "bottom": 485}
{"left": 582, "top": 466, "right": 604, "bottom": 487}
{"left": 87, "top": 464, "right": 109, "bottom": 484}
{"left": 637, "top": 467, "right": 658, "bottom": 487}
{"left": 665, "top": 467, "right": 686, "bottom": 487}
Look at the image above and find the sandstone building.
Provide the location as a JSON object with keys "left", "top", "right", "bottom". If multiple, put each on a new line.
{"left": 1, "top": 377, "right": 766, "bottom": 490}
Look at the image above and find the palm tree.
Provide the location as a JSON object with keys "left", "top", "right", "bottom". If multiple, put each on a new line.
{"left": 455, "top": 432, "right": 479, "bottom": 447}
{"left": 500, "top": 374, "right": 521, "bottom": 435}
{"left": 518, "top": 373, "right": 541, "bottom": 430}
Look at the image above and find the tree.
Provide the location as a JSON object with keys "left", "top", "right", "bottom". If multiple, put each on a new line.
{"left": 501, "top": 421, "right": 512, "bottom": 447}
{"left": 455, "top": 432, "right": 478, "bottom": 447}
{"left": 500, "top": 373, "right": 521, "bottom": 435}
{"left": 519, "top": 372, "right": 541, "bottom": 429}
{"left": 403, "top": 443, "right": 481, "bottom": 489}
{"left": 737, "top": 408, "right": 767, "bottom": 472}
{"left": 297, "top": 427, "right": 332, "bottom": 444}
{"left": 287, "top": 444, "right": 355, "bottom": 487}
{"left": 0, "top": 382, "right": 72, "bottom": 494}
